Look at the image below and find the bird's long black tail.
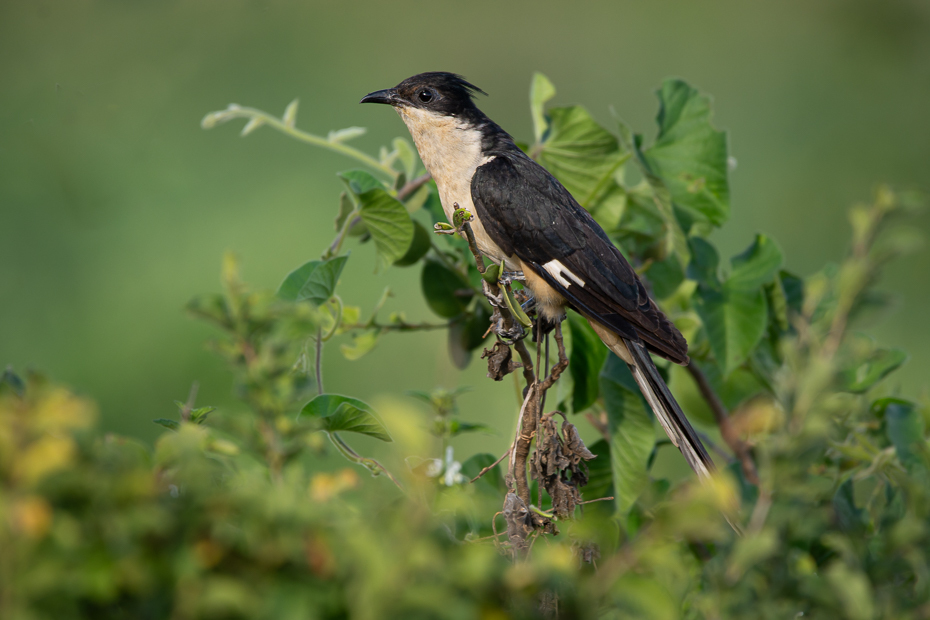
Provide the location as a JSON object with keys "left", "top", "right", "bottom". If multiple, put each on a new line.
{"left": 617, "top": 338, "right": 714, "bottom": 479}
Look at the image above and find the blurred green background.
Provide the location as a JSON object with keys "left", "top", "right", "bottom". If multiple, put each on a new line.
{"left": 2, "top": 0, "right": 928, "bottom": 452}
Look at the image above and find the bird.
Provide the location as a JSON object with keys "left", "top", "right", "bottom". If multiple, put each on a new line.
{"left": 361, "top": 72, "right": 713, "bottom": 478}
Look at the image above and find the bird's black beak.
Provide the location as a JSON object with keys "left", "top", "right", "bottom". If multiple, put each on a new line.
{"left": 360, "top": 88, "right": 399, "bottom": 106}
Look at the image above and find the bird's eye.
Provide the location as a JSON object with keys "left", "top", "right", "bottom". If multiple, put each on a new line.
{"left": 417, "top": 89, "right": 434, "bottom": 103}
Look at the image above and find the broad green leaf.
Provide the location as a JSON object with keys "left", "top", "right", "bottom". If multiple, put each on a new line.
{"left": 568, "top": 313, "right": 608, "bottom": 412}
{"left": 729, "top": 234, "right": 783, "bottom": 291}
{"left": 617, "top": 122, "right": 689, "bottom": 262}
{"left": 459, "top": 302, "right": 492, "bottom": 351}
{"left": 686, "top": 237, "right": 721, "bottom": 288}
{"left": 589, "top": 182, "right": 627, "bottom": 233}
{"left": 876, "top": 398, "right": 928, "bottom": 471}
{"left": 277, "top": 255, "right": 348, "bottom": 305}
{"left": 694, "top": 285, "right": 767, "bottom": 376}
{"left": 340, "top": 330, "right": 380, "bottom": 361}
{"left": 582, "top": 439, "right": 613, "bottom": 503}
{"left": 529, "top": 72, "right": 556, "bottom": 144}
{"left": 421, "top": 260, "right": 472, "bottom": 318}
{"left": 153, "top": 418, "right": 180, "bottom": 431}
{"left": 300, "top": 394, "right": 392, "bottom": 442}
{"left": 599, "top": 355, "right": 655, "bottom": 516}
{"left": 358, "top": 189, "right": 414, "bottom": 272}
{"left": 644, "top": 254, "right": 685, "bottom": 299}
{"left": 644, "top": 79, "right": 729, "bottom": 226}
{"left": 447, "top": 320, "right": 472, "bottom": 370}
{"left": 394, "top": 220, "right": 432, "bottom": 267}
{"left": 339, "top": 170, "right": 384, "bottom": 195}
{"left": 538, "top": 106, "right": 629, "bottom": 207}
{"left": 841, "top": 348, "right": 909, "bottom": 394}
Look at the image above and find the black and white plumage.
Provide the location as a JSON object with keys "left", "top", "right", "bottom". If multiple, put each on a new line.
{"left": 361, "top": 72, "right": 714, "bottom": 478}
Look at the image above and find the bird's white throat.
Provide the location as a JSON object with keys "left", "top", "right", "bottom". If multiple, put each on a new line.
{"left": 396, "top": 106, "right": 513, "bottom": 267}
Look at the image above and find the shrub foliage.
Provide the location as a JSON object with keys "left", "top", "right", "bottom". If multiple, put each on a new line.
{"left": 1, "top": 74, "right": 927, "bottom": 619}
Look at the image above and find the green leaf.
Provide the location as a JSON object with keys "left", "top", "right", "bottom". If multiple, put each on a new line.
{"left": 460, "top": 303, "right": 492, "bottom": 352}
{"left": 599, "top": 355, "right": 655, "bottom": 516}
{"left": 582, "top": 439, "right": 613, "bottom": 503}
{"left": 189, "top": 406, "right": 215, "bottom": 425}
{"left": 686, "top": 237, "right": 721, "bottom": 288}
{"left": 643, "top": 79, "right": 729, "bottom": 226}
{"left": 0, "top": 367, "right": 26, "bottom": 397}
{"left": 568, "top": 313, "right": 608, "bottom": 412}
{"left": 690, "top": 236, "right": 780, "bottom": 374}
{"left": 729, "top": 234, "right": 783, "bottom": 290}
{"left": 277, "top": 255, "right": 349, "bottom": 305}
{"left": 449, "top": 420, "right": 494, "bottom": 437}
{"left": 617, "top": 122, "right": 689, "bottom": 262}
{"left": 841, "top": 348, "right": 909, "bottom": 394}
{"left": 421, "top": 260, "right": 473, "bottom": 318}
{"left": 394, "top": 220, "right": 431, "bottom": 267}
{"left": 357, "top": 189, "right": 414, "bottom": 272}
{"left": 153, "top": 418, "right": 180, "bottom": 431}
{"left": 538, "top": 106, "right": 629, "bottom": 207}
{"left": 340, "top": 330, "right": 380, "bottom": 361}
{"left": 447, "top": 320, "right": 472, "bottom": 370}
{"left": 529, "top": 72, "right": 556, "bottom": 144}
{"left": 300, "top": 394, "right": 392, "bottom": 442}
{"left": 339, "top": 170, "right": 384, "bottom": 195}
{"left": 643, "top": 255, "right": 685, "bottom": 299}
{"left": 833, "top": 478, "right": 867, "bottom": 532}
{"left": 186, "top": 293, "right": 233, "bottom": 329}
{"left": 876, "top": 399, "right": 928, "bottom": 471}
{"left": 694, "top": 285, "right": 768, "bottom": 376}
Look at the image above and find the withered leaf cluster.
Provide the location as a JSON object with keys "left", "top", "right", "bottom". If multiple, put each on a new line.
{"left": 531, "top": 412, "right": 597, "bottom": 519}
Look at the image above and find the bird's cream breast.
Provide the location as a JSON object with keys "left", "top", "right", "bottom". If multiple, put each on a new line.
{"left": 397, "top": 106, "right": 516, "bottom": 268}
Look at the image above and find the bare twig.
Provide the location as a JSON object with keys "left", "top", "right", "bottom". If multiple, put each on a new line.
{"left": 341, "top": 320, "right": 452, "bottom": 333}
{"left": 470, "top": 448, "right": 512, "bottom": 483}
{"left": 315, "top": 327, "right": 324, "bottom": 393}
{"left": 396, "top": 172, "right": 432, "bottom": 201}
{"left": 328, "top": 432, "right": 405, "bottom": 492}
{"left": 687, "top": 362, "right": 759, "bottom": 485}
{"left": 577, "top": 496, "right": 615, "bottom": 505}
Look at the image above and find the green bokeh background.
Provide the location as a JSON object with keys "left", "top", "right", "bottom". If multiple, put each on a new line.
{"left": 2, "top": 0, "right": 928, "bottom": 453}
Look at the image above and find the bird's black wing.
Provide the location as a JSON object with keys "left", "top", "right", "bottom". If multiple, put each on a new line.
{"left": 471, "top": 154, "right": 688, "bottom": 364}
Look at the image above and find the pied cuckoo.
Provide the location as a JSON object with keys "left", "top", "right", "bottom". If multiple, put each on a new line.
{"left": 361, "top": 72, "right": 713, "bottom": 478}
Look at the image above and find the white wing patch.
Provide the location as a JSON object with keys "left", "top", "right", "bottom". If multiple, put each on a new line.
{"left": 542, "top": 260, "right": 586, "bottom": 288}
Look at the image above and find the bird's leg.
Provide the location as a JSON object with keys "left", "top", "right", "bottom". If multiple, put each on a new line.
{"left": 539, "top": 320, "right": 568, "bottom": 391}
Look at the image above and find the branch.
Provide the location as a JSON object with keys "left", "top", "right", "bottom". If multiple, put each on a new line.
{"left": 341, "top": 320, "right": 452, "bottom": 333}
{"left": 470, "top": 448, "right": 512, "bottom": 483}
{"left": 202, "top": 104, "right": 397, "bottom": 179}
{"left": 397, "top": 172, "right": 432, "bottom": 201}
{"left": 687, "top": 362, "right": 759, "bottom": 485}
{"left": 328, "top": 432, "right": 404, "bottom": 492}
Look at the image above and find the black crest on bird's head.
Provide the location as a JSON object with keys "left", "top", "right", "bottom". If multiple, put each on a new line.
{"left": 361, "top": 72, "right": 488, "bottom": 119}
